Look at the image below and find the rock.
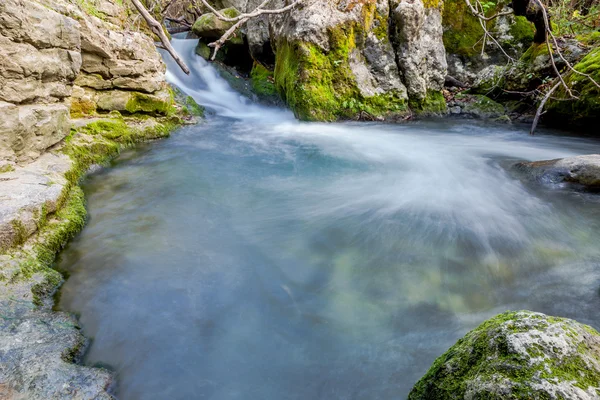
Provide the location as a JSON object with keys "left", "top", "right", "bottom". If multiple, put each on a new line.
{"left": 0, "top": 0, "right": 80, "bottom": 51}
{"left": 453, "top": 93, "right": 505, "bottom": 119}
{"left": 391, "top": 0, "right": 447, "bottom": 114}
{"left": 95, "top": 89, "right": 173, "bottom": 115}
{"left": 546, "top": 46, "right": 600, "bottom": 127}
{"left": 0, "top": 152, "right": 70, "bottom": 251}
{"left": 442, "top": 0, "right": 535, "bottom": 85}
{"left": 0, "top": 102, "right": 70, "bottom": 163}
{"left": 409, "top": 311, "right": 600, "bottom": 399}
{"left": 270, "top": 0, "right": 409, "bottom": 121}
{"left": 0, "top": 36, "right": 82, "bottom": 104}
{"left": 513, "top": 154, "right": 600, "bottom": 188}
{"left": 192, "top": 7, "right": 243, "bottom": 43}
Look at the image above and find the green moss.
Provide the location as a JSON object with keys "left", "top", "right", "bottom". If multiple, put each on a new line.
{"left": 577, "top": 31, "right": 600, "bottom": 47}
{"left": 443, "top": 0, "right": 534, "bottom": 57}
{"left": 70, "top": 98, "right": 97, "bottom": 118}
{"left": 443, "top": 0, "right": 491, "bottom": 57}
{"left": 408, "top": 311, "right": 600, "bottom": 399}
{"left": 184, "top": 96, "right": 205, "bottom": 118}
{"left": 409, "top": 91, "right": 447, "bottom": 115}
{"left": 509, "top": 17, "right": 536, "bottom": 47}
{"left": 125, "top": 92, "right": 172, "bottom": 115}
{"left": 274, "top": 21, "right": 407, "bottom": 121}
{"left": 457, "top": 93, "right": 506, "bottom": 118}
{"left": 250, "top": 62, "right": 278, "bottom": 99}
{"left": 10, "top": 220, "right": 28, "bottom": 247}
{"left": 0, "top": 164, "right": 15, "bottom": 173}
{"left": 520, "top": 42, "right": 551, "bottom": 63}
{"left": 195, "top": 41, "right": 212, "bottom": 60}
{"left": 547, "top": 47, "right": 600, "bottom": 124}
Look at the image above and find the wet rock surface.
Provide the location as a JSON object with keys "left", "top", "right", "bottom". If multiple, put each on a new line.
{"left": 513, "top": 154, "right": 600, "bottom": 189}
{"left": 409, "top": 311, "right": 600, "bottom": 399}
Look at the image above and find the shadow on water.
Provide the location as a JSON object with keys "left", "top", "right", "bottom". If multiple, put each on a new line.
{"left": 55, "top": 38, "right": 600, "bottom": 399}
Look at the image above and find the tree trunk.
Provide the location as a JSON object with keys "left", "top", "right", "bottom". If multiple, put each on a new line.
{"left": 511, "top": 0, "right": 549, "bottom": 43}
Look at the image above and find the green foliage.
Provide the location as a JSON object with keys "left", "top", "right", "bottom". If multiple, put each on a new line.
{"left": 549, "top": 0, "right": 600, "bottom": 36}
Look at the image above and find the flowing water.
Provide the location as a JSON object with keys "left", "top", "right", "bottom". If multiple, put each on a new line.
{"left": 57, "top": 38, "right": 600, "bottom": 399}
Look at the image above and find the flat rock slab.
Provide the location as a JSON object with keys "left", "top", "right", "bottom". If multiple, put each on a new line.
{"left": 0, "top": 152, "right": 71, "bottom": 251}
{"left": 513, "top": 154, "right": 600, "bottom": 188}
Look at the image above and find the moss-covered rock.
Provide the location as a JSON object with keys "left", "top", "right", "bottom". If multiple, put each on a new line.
{"left": 192, "top": 7, "right": 243, "bottom": 44}
{"left": 272, "top": 1, "right": 410, "bottom": 122}
{"left": 409, "top": 311, "right": 600, "bottom": 400}
{"left": 456, "top": 93, "right": 506, "bottom": 119}
{"left": 250, "top": 62, "right": 281, "bottom": 105}
{"left": 546, "top": 47, "right": 600, "bottom": 126}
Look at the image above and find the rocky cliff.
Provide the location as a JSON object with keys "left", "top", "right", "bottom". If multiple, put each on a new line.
{"left": 0, "top": 0, "right": 197, "bottom": 398}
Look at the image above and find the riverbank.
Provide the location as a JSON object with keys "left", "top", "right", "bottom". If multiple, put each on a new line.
{"left": 0, "top": 110, "right": 202, "bottom": 398}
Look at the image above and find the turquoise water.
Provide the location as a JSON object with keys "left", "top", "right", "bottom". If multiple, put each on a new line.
{"left": 56, "top": 38, "right": 600, "bottom": 399}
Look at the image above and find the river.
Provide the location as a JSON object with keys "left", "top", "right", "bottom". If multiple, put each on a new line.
{"left": 56, "top": 38, "right": 600, "bottom": 399}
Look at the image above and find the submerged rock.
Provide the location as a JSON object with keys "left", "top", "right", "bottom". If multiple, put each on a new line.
{"left": 409, "top": 311, "right": 600, "bottom": 399}
{"left": 513, "top": 155, "right": 600, "bottom": 188}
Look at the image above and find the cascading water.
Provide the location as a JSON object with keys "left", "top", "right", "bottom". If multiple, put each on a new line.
{"left": 57, "top": 37, "right": 600, "bottom": 399}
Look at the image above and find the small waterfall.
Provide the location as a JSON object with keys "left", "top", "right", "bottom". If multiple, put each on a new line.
{"left": 162, "top": 37, "right": 294, "bottom": 122}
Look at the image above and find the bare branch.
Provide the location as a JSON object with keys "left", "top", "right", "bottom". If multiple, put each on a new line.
{"left": 129, "top": 0, "right": 190, "bottom": 74}
{"left": 463, "top": 0, "right": 514, "bottom": 21}
{"left": 199, "top": 0, "right": 302, "bottom": 22}
{"left": 530, "top": 81, "right": 560, "bottom": 135}
{"left": 208, "top": 17, "right": 248, "bottom": 60}
{"left": 202, "top": 0, "right": 303, "bottom": 60}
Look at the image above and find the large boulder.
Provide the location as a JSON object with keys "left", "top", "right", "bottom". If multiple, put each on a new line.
{"left": 442, "top": 0, "right": 535, "bottom": 84}
{"left": 513, "top": 154, "right": 600, "bottom": 188}
{"left": 546, "top": 46, "right": 600, "bottom": 126}
{"left": 409, "top": 311, "right": 600, "bottom": 399}
{"left": 192, "top": 7, "right": 242, "bottom": 43}
{"left": 270, "top": 0, "right": 410, "bottom": 121}
{"left": 391, "top": 0, "right": 447, "bottom": 113}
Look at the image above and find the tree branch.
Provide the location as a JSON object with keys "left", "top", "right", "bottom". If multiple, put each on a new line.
{"left": 530, "top": 81, "right": 560, "bottom": 135}
{"left": 201, "top": 0, "right": 303, "bottom": 60}
{"left": 130, "top": 0, "right": 190, "bottom": 74}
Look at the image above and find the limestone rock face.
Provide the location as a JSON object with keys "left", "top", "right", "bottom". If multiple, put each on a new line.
{"left": 391, "top": 0, "right": 447, "bottom": 110}
{"left": 270, "top": 0, "right": 409, "bottom": 121}
{"left": 409, "top": 311, "right": 600, "bottom": 399}
{"left": 0, "top": 102, "right": 70, "bottom": 164}
{"left": 513, "top": 155, "right": 600, "bottom": 188}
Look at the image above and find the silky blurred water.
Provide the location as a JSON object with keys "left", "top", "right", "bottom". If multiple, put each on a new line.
{"left": 56, "top": 38, "right": 600, "bottom": 399}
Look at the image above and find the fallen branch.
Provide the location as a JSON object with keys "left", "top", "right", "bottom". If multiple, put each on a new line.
{"left": 130, "top": 0, "right": 190, "bottom": 74}
{"left": 530, "top": 81, "right": 560, "bottom": 135}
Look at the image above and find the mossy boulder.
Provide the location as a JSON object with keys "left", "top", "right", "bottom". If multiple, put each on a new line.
{"left": 409, "top": 311, "right": 600, "bottom": 399}
{"left": 443, "top": 0, "right": 535, "bottom": 83}
{"left": 546, "top": 47, "right": 600, "bottom": 126}
{"left": 272, "top": 1, "right": 410, "bottom": 121}
{"left": 192, "top": 7, "right": 243, "bottom": 44}
{"left": 456, "top": 93, "right": 506, "bottom": 119}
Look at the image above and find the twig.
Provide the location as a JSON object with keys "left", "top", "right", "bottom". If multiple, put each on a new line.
{"left": 201, "top": 0, "right": 303, "bottom": 60}
{"left": 129, "top": 0, "right": 190, "bottom": 74}
{"left": 530, "top": 81, "right": 560, "bottom": 135}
